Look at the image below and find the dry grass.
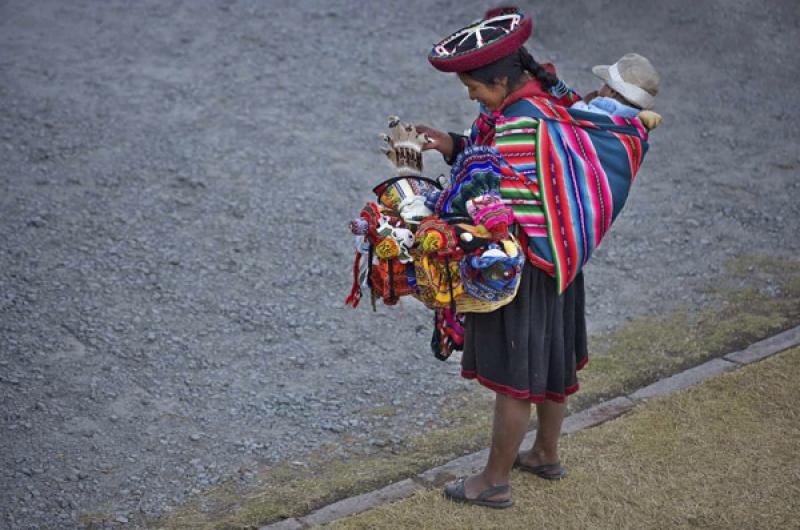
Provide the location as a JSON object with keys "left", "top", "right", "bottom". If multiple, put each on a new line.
{"left": 155, "top": 254, "right": 800, "bottom": 529}
{"left": 331, "top": 346, "right": 800, "bottom": 530}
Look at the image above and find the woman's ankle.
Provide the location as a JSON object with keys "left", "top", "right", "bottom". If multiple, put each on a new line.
{"left": 476, "top": 468, "right": 509, "bottom": 487}
{"left": 526, "top": 445, "right": 559, "bottom": 464}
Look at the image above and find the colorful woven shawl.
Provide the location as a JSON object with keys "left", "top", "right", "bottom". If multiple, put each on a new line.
{"left": 480, "top": 97, "right": 650, "bottom": 293}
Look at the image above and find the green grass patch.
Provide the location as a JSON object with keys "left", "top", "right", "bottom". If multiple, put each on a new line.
{"left": 155, "top": 254, "right": 800, "bottom": 529}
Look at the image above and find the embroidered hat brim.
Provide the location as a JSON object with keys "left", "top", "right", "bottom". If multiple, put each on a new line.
{"left": 428, "top": 13, "right": 532, "bottom": 73}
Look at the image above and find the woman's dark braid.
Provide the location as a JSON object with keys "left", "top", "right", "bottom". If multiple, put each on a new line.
{"left": 518, "top": 47, "right": 559, "bottom": 89}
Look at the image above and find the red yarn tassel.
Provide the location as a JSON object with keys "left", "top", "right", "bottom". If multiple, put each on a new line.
{"left": 345, "top": 252, "right": 362, "bottom": 308}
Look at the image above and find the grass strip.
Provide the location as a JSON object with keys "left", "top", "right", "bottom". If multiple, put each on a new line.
{"left": 332, "top": 346, "right": 800, "bottom": 529}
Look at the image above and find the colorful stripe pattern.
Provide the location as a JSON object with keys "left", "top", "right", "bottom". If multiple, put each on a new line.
{"left": 480, "top": 96, "right": 650, "bottom": 292}
{"left": 494, "top": 116, "right": 547, "bottom": 240}
{"left": 434, "top": 150, "right": 504, "bottom": 218}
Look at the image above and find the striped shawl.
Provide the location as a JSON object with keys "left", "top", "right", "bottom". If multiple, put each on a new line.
{"left": 474, "top": 97, "right": 650, "bottom": 293}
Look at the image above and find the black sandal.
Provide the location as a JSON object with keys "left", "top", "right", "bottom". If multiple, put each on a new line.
{"left": 513, "top": 456, "right": 568, "bottom": 480}
{"left": 443, "top": 477, "right": 514, "bottom": 509}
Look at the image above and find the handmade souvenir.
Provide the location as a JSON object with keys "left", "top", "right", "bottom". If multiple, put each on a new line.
{"left": 375, "top": 218, "right": 415, "bottom": 263}
{"left": 372, "top": 175, "right": 439, "bottom": 218}
{"left": 347, "top": 118, "right": 527, "bottom": 358}
{"left": 380, "top": 116, "right": 429, "bottom": 177}
{"left": 466, "top": 194, "right": 513, "bottom": 239}
{"left": 350, "top": 202, "right": 383, "bottom": 244}
{"left": 417, "top": 236, "right": 524, "bottom": 315}
{"left": 412, "top": 258, "right": 439, "bottom": 310}
{"left": 434, "top": 147, "right": 506, "bottom": 219}
{"left": 344, "top": 234, "right": 371, "bottom": 308}
{"left": 459, "top": 239, "right": 524, "bottom": 303}
{"left": 453, "top": 223, "right": 493, "bottom": 252}
{"left": 374, "top": 237, "right": 401, "bottom": 260}
{"left": 349, "top": 218, "right": 369, "bottom": 236}
{"left": 415, "top": 217, "right": 460, "bottom": 257}
{"left": 419, "top": 255, "right": 464, "bottom": 306}
{"left": 397, "top": 195, "right": 432, "bottom": 225}
{"left": 369, "top": 258, "right": 416, "bottom": 306}
{"left": 430, "top": 308, "right": 465, "bottom": 361}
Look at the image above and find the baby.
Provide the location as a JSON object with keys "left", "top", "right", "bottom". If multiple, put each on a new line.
{"left": 571, "top": 53, "right": 660, "bottom": 119}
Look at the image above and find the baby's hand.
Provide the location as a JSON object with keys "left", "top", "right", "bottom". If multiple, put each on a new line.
{"left": 637, "top": 110, "right": 663, "bottom": 131}
{"left": 415, "top": 125, "right": 454, "bottom": 159}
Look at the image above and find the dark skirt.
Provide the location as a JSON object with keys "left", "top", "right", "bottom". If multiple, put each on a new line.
{"left": 461, "top": 261, "right": 588, "bottom": 403}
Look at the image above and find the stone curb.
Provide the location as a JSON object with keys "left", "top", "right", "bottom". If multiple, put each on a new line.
{"left": 261, "top": 324, "right": 800, "bottom": 529}
{"left": 724, "top": 325, "right": 800, "bottom": 365}
{"left": 259, "top": 480, "right": 423, "bottom": 530}
{"left": 417, "top": 448, "right": 489, "bottom": 487}
{"left": 261, "top": 518, "right": 304, "bottom": 530}
{"left": 562, "top": 396, "right": 636, "bottom": 434}
{"left": 629, "top": 358, "right": 736, "bottom": 401}
{"left": 300, "top": 479, "right": 421, "bottom": 528}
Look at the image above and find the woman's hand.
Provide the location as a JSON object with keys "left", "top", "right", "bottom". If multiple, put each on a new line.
{"left": 415, "top": 124, "right": 454, "bottom": 160}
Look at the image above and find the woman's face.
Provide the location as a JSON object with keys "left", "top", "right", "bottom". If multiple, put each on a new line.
{"left": 458, "top": 73, "right": 508, "bottom": 112}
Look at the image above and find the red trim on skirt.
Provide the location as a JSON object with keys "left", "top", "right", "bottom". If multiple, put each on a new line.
{"left": 462, "top": 354, "right": 588, "bottom": 403}
{"left": 577, "top": 355, "right": 589, "bottom": 371}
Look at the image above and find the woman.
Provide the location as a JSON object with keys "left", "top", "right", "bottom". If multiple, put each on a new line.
{"left": 418, "top": 8, "right": 587, "bottom": 508}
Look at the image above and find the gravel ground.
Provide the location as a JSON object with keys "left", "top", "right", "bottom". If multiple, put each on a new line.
{"left": 1, "top": 1, "right": 799, "bottom": 529}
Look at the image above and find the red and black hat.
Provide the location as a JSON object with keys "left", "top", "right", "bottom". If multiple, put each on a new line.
{"left": 428, "top": 6, "right": 532, "bottom": 73}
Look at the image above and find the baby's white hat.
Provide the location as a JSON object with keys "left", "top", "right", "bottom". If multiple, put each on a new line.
{"left": 592, "top": 53, "right": 660, "bottom": 110}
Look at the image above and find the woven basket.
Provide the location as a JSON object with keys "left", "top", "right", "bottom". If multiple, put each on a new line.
{"left": 453, "top": 276, "right": 521, "bottom": 313}
{"left": 413, "top": 236, "right": 523, "bottom": 314}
